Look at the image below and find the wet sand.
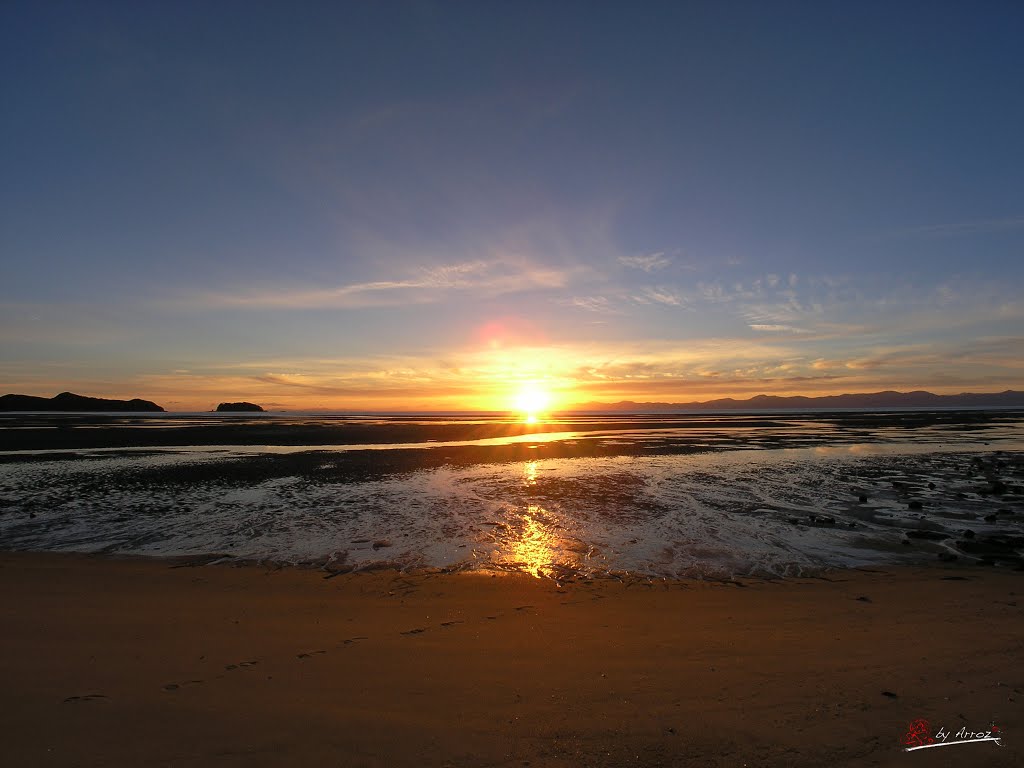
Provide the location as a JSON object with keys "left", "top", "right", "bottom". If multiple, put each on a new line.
{"left": 3, "top": 409, "right": 1022, "bottom": 453}
{"left": 2, "top": 552, "right": 1021, "bottom": 767}
{"left": 3, "top": 442, "right": 1021, "bottom": 577}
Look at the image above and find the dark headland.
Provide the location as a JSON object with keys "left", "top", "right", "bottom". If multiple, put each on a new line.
{"left": 215, "top": 401, "right": 264, "bottom": 412}
{"left": 0, "top": 392, "right": 164, "bottom": 412}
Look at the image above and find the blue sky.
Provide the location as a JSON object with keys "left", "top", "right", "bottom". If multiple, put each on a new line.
{"left": 2, "top": 1, "right": 1022, "bottom": 410}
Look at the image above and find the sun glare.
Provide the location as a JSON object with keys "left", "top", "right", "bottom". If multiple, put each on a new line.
{"left": 513, "top": 384, "right": 552, "bottom": 422}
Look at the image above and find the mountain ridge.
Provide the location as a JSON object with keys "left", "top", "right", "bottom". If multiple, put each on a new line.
{"left": 571, "top": 389, "right": 1024, "bottom": 412}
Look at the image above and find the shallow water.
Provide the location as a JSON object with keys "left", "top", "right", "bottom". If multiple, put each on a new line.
{"left": 1, "top": 412, "right": 1022, "bottom": 578}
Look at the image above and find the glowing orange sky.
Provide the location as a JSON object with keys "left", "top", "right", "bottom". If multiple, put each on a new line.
{"left": 2, "top": 5, "right": 1022, "bottom": 411}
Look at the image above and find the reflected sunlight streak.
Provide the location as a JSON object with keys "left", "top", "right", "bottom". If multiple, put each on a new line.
{"left": 512, "top": 505, "right": 559, "bottom": 579}
{"left": 486, "top": 460, "right": 596, "bottom": 579}
{"left": 506, "top": 461, "right": 560, "bottom": 578}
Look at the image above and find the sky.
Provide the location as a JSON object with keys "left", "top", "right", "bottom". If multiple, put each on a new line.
{"left": 2, "top": 1, "right": 1023, "bottom": 412}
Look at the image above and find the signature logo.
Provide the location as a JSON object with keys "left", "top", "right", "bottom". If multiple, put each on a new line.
{"left": 902, "top": 719, "right": 1003, "bottom": 752}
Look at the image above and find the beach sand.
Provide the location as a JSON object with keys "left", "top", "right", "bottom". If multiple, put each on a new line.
{"left": 1, "top": 553, "right": 1021, "bottom": 767}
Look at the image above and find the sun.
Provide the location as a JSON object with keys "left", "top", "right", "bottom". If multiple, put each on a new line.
{"left": 513, "top": 384, "right": 552, "bottom": 422}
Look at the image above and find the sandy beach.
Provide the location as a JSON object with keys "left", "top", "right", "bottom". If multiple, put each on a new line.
{"left": 2, "top": 552, "right": 1020, "bottom": 767}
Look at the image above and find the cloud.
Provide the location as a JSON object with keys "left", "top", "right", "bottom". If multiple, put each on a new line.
{"left": 749, "top": 324, "right": 812, "bottom": 334}
{"left": 563, "top": 296, "right": 621, "bottom": 313}
{"left": 633, "top": 287, "right": 686, "bottom": 307}
{"left": 618, "top": 252, "right": 671, "bottom": 272}
{"left": 7, "top": 322, "right": 1021, "bottom": 411}
{"left": 196, "top": 258, "right": 576, "bottom": 309}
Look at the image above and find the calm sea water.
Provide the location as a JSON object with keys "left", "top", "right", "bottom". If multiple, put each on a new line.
{"left": 1, "top": 411, "right": 1022, "bottom": 578}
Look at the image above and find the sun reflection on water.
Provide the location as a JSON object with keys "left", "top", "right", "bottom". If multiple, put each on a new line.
{"left": 484, "top": 460, "right": 596, "bottom": 579}
{"left": 511, "top": 504, "right": 560, "bottom": 578}
{"left": 485, "top": 460, "right": 573, "bottom": 578}
{"left": 523, "top": 460, "right": 538, "bottom": 487}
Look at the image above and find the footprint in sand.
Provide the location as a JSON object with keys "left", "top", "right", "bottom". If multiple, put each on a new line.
{"left": 342, "top": 636, "right": 368, "bottom": 645}
{"left": 225, "top": 660, "right": 259, "bottom": 670}
{"left": 440, "top": 620, "right": 464, "bottom": 627}
{"left": 162, "top": 680, "right": 203, "bottom": 691}
{"left": 63, "top": 694, "right": 110, "bottom": 704}
{"left": 400, "top": 627, "right": 427, "bottom": 635}
{"left": 297, "top": 650, "right": 326, "bottom": 659}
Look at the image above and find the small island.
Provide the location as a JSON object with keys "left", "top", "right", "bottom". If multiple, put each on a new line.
{"left": 0, "top": 392, "right": 165, "bottom": 412}
{"left": 215, "top": 402, "right": 265, "bottom": 412}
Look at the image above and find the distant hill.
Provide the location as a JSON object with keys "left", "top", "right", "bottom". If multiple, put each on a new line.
{"left": 572, "top": 390, "right": 1024, "bottom": 412}
{"left": 0, "top": 392, "right": 165, "bottom": 412}
{"left": 215, "top": 402, "right": 264, "bottom": 412}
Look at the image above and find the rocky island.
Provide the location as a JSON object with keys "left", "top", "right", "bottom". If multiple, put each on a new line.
{"left": 0, "top": 392, "right": 164, "bottom": 412}
{"left": 215, "top": 402, "right": 264, "bottom": 412}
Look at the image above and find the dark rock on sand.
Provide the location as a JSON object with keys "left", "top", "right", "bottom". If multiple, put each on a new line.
{"left": 215, "top": 402, "right": 265, "bottom": 412}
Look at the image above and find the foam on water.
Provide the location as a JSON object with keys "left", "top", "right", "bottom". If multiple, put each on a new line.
{"left": 1, "top": 441, "right": 1021, "bottom": 578}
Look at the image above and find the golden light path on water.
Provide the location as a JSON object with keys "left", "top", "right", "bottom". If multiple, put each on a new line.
{"left": 494, "top": 459, "right": 581, "bottom": 579}
{"left": 514, "top": 462, "right": 552, "bottom": 578}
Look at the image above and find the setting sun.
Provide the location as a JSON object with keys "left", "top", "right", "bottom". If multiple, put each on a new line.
{"left": 513, "top": 384, "right": 552, "bottom": 422}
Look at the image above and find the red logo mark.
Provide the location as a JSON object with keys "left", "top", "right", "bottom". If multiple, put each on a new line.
{"left": 903, "top": 719, "right": 935, "bottom": 748}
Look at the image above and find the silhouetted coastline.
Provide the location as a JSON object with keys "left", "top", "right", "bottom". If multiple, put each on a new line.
{"left": 0, "top": 392, "right": 164, "bottom": 412}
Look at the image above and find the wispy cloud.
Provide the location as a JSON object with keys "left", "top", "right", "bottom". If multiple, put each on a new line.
{"left": 618, "top": 252, "right": 671, "bottom": 272}
{"left": 749, "top": 324, "right": 812, "bottom": 334}
{"left": 196, "top": 258, "right": 576, "bottom": 309}
{"left": 632, "top": 287, "right": 686, "bottom": 307}
{"left": 562, "top": 296, "right": 621, "bottom": 313}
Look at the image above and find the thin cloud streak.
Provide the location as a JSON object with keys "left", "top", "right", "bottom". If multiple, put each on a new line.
{"left": 632, "top": 287, "right": 687, "bottom": 307}
{"left": 197, "top": 258, "right": 577, "bottom": 309}
{"left": 618, "top": 252, "right": 672, "bottom": 272}
{"left": 749, "top": 324, "right": 813, "bottom": 334}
